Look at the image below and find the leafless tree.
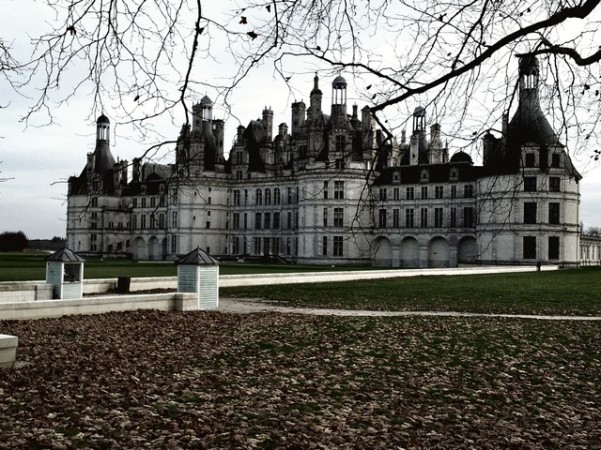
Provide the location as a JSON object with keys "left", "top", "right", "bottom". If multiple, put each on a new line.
{"left": 3, "top": 0, "right": 599, "bottom": 151}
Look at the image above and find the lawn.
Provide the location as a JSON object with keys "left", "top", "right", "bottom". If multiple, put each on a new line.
{"left": 222, "top": 266, "right": 601, "bottom": 316}
{"left": 0, "top": 252, "right": 373, "bottom": 282}
{"left": 1, "top": 310, "right": 599, "bottom": 449}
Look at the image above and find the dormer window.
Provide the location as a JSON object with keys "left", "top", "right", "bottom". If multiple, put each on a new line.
{"left": 525, "top": 153, "right": 536, "bottom": 167}
{"left": 420, "top": 169, "right": 429, "bottom": 183}
{"left": 551, "top": 153, "right": 561, "bottom": 168}
{"left": 449, "top": 168, "right": 458, "bottom": 181}
{"left": 393, "top": 171, "right": 401, "bottom": 183}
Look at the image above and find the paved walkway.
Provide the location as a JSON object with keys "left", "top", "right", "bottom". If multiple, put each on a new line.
{"left": 219, "top": 298, "right": 601, "bottom": 321}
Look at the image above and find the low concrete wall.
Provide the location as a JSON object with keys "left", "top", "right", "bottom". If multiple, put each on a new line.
{"left": 219, "top": 265, "right": 557, "bottom": 287}
{"left": 0, "top": 283, "right": 53, "bottom": 303}
{"left": 0, "top": 334, "right": 18, "bottom": 369}
{"left": 0, "top": 293, "right": 197, "bottom": 321}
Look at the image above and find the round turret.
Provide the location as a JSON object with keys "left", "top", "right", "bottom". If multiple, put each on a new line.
{"left": 332, "top": 75, "right": 347, "bottom": 89}
{"left": 518, "top": 54, "right": 539, "bottom": 77}
{"left": 413, "top": 106, "right": 426, "bottom": 117}
{"left": 200, "top": 95, "right": 213, "bottom": 106}
{"left": 97, "top": 114, "right": 110, "bottom": 124}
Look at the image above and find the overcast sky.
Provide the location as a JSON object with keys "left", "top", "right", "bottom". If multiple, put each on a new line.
{"left": 2, "top": 2, "right": 601, "bottom": 239}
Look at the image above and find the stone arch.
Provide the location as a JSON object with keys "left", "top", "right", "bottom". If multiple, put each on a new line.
{"left": 132, "top": 237, "right": 147, "bottom": 260}
{"left": 373, "top": 237, "right": 393, "bottom": 267}
{"left": 148, "top": 236, "right": 160, "bottom": 261}
{"left": 458, "top": 236, "right": 478, "bottom": 264}
{"left": 428, "top": 237, "right": 449, "bottom": 268}
{"left": 400, "top": 237, "right": 419, "bottom": 268}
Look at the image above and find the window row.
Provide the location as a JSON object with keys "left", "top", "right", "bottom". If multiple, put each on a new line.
{"left": 231, "top": 236, "right": 298, "bottom": 256}
{"left": 524, "top": 176, "right": 562, "bottom": 192}
{"left": 379, "top": 184, "right": 474, "bottom": 202}
{"left": 377, "top": 207, "right": 475, "bottom": 228}
{"left": 523, "top": 202, "right": 561, "bottom": 225}
{"left": 234, "top": 187, "right": 299, "bottom": 206}
{"left": 523, "top": 236, "right": 560, "bottom": 260}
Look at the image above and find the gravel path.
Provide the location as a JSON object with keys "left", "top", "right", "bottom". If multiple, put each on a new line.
{"left": 219, "top": 297, "right": 601, "bottom": 321}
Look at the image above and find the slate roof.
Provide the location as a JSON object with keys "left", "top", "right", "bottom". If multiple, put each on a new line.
{"left": 46, "top": 248, "right": 85, "bottom": 262}
{"left": 175, "top": 247, "right": 219, "bottom": 265}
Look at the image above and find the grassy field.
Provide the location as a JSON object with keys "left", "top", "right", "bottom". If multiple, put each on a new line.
{"left": 0, "top": 252, "right": 372, "bottom": 282}
{"left": 1, "top": 310, "right": 599, "bottom": 449}
{"left": 222, "top": 266, "right": 601, "bottom": 316}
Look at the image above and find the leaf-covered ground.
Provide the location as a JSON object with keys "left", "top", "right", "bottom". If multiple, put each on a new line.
{"left": 1, "top": 310, "right": 600, "bottom": 449}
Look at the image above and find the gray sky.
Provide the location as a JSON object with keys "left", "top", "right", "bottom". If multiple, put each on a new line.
{"left": 2, "top": 1, "right": 601, "bottom": 239}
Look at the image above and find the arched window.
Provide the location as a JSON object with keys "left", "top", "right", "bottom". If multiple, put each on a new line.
{"left": 256, "top": 189, "right": 262, "bottom": 205}
{"left": 274, "top": 188, "right": 281, "bottom": 205}
{"left": 265, "top": 188, "right": 272, "bottom": 205}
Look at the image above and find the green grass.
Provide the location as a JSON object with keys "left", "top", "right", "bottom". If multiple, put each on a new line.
{"left": 222, "top": 266, "right": 601, "bottom": 315}
{"left": 0, "top": 252, "right": 373, "bottom": 281}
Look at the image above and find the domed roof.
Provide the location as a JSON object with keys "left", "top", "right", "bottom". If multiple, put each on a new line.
{"left": 200, "top": 95, "right": 213, "bottom": 106}
{"left": 450, "top": 151, "right": 473, "bottom": 164}
{"left": 413, "top": 106, "right": 426, "bottom": 116}
{"left": 332, "top": 75, "right": 347, "bottom": 88}
{"left": 97, "top": 114, "right": 110, "bottom": 124}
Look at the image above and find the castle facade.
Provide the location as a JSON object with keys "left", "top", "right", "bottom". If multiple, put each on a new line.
{"left": 66, "top": 56, "right": 581, "bottom": 267}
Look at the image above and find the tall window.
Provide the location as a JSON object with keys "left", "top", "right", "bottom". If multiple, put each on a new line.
{"left": 244, "top": 189, "right": 248, "bottom": 205}
{"left": 334, "top": 208, "right": 344, "bottom": 227}
{"left": 233, "top": 190, "right": 240, "bottom": 206}
{"left": 233, "top": 213, "right": 240, "bottom": 230}
{"left": 464, "top": 184, "right": 474, "bottom": 198}
{"left": 549, "top": 236, "right": 560, "bottom": 260}
{"left": 524, "top": 202, "right": 537, "bottom": 224}
{"left": 463, "top": 207, "right": 475, "bottom": 227}
{"left": 406, "top": 187, "right": 414, "bottom": 200}
{"left": 243, "top": 213, "right": 248, "bottom": 230}
{"left": 336, "top": 135, "right": 346, "bottom": 152}
{"left": 421, "top": 186, "right": 428, "bottom": 199}
{"left": 322, "top": 236, "right": 328, "bottom": 256}
{"left": 264, "top": 212, "right": 271, "bottom": 229}
{"left": 256, "top": 189, "right": 263, "bottom": 205}
{"left": 323, "top": 181, "right": 329, "bottom": 199}
{"left": 393, "top": 188, "right": 400, "bottom": 201}
{"left": 379, "top": 188, "right": 387, "bottom": 201}
{"left": 265, "top": 188, "right": 272, "bottom": 205}
{"left": 420, "top": 208, "right": 428, "bottom": 228}
{"left": 405, "top": 208, "right": 414, "bottom": 228}
{"left": 255, "top": 212, "right": 262, "bottom": 229}
{"left": 451, "top": 185, "right": 457, "bottom": 199}
{"left": 323, "top": 208, "right": 328, "bottom": 227}
{"left": 393, "top": 209, "right": 400, "bottom": 228}
{"left": 171, "top": 211, "right": 178, "bottom": 228}
{"left": 549, "top": 177, "right": 561, "bottom": 192}
{"left": 549, "top": 202, "right": 560, "bottom": 224}
{"left": 254, "top": 237, "right": 262, "bottom": 255}
{"left": 435, "top": 186, "right": 444, "bottom": 199}
{"left": 551, "top": 153, "right": 561, "bottom": 168}
{"left": 450, "top": 208, "right": 457, "bottom": 227}
{"left": 434, "top": 208, "right": 443, "bottom": 227}
{"left": 273, "top": 212, "right": 280, "bottom": 229}
{"left": 334, "top": 181, "right": 345, "bottom": 199}
{"left": 232, "top": 237, "right": 240, "bottom": 255}
{"left": 274, "top": 188, "right": 281, "bottom": 205}
{"left": 523, "top": 236, "right": 536, "bottom": 259}
{"left": 287, "top": 211, "right": 292, "bottom": 229}
{"left": 379, "top": 209, "right": 387, "bottom": 228}
{"left": 333, "top": 236, "right": 344, "bottom": 256}
{"left": 159, "top": 214, "right": 165, "bottom": 229}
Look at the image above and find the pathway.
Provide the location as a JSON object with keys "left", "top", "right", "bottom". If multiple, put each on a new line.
{"left": 218, "top": 298, "right": 601, "bottom": 321}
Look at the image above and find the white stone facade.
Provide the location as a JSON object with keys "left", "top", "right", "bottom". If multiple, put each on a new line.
{"left": 66, "top": 60, "right": 582, "bottom": 267}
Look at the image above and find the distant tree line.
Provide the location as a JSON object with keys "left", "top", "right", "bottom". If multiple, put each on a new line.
{"left": 0, "top": 231, "right": 28, "bottom": 252}
{"left": 0, "top": 232, "right": 66, "bottom": 252}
